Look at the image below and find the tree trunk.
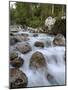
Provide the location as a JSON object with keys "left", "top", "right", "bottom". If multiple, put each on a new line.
{"left": 62, "top": 5, "right": 64, "bottom": 16}
{"left": 52, "top": 5, "right": 54, "bottom": 15}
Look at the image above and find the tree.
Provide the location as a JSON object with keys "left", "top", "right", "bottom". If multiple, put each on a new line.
{"left": 10, "top": 7, "right": 16, "bottom": 25}
{"left": 10, "top": 2, "right": 66, "bottom": 28}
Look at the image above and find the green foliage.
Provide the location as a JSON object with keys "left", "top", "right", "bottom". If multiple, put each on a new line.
{"left": 51, "top": 18, "right": 66, "bottom": 37}
{"left": 10, "top": 8, "right": 16, "bottom": 25}
{"left": 10, "top": 2, "right": 66, "bottom": 28}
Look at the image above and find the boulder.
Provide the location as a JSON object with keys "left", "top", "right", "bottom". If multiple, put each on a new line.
{"left": 14, "top": 35, "right": 29, "bottom": 42}
{"left": 16, "top": 43, "right": 32, "bottom": 54}
{"left": 53, "top": 34, "right": 65, "bottom": 46}
{"left": 29, "top": 51, "right": 46, "bottom": 69}
{"left": 34, "top": 41, "right": 44, "bottom": 48}
{"left": 10, "top": 36, "right": 19, "bottom": 45}
{"left": 10, "top": 57, "right": 24, "bottom": 68}
{"left": 10, "top": 52, "right": 18, "bottom": 60}
{"left": 45, "top": 16, "right": 56, "bottom": 30}
{"left": 9, "top": 68, "right": 28, "bottom": 89}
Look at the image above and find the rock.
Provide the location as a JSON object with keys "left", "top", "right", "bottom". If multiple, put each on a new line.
{"left": 10, "top": 36, "right": 19, "bottom": 45}
{"left": 45, "top": 16, "right": 56, "bottom": 30}
{"left": 14, "top": 35, "right": 29, "bottom": 42}
{"left": 16, "top": 43, "right": 32, "bottom": 54}
{"left": 9, "top": 68, "right": 28, "bottom": 89}
{"left": 29, "top": 51, "right": 46, "bottom": 69}
{"left": 21, "top": 33, "right": 29, "bottom": 37}
{"left": 51, "top": 18, "right": 66, "bottom": 37}
{"left": 33, "top": 33, "right": 38, "bottom": 37}
{"left": 34, "top": 41, "right": 44, "bottom": 48}
{"left": 53, "top": 34, "right": 65, "bottom": 46}
{"left": 47, "top": 74, "right": 54, "bottom": 81}
{"left": 47, "top": 73, "right": 58, "bottom": 85}
{"left": 10, "top": 32, "right": 15, "bottom": 36}
{"left": 10, "top": 52, "right": 18, "bottom": 60}
{"left": 10, "top": 57, "right": 24, "bottom": 68}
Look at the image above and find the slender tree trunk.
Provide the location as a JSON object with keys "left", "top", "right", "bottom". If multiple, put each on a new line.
{"left": 52, "top": 5, "right": 54, "bottom": 15}
{"left": 62, "top": 5, "right": 64, "bottom": 16}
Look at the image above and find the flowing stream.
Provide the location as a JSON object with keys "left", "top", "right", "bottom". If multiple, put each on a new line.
{"left": 10, "top": 30, "right": 65, "bottom": 87}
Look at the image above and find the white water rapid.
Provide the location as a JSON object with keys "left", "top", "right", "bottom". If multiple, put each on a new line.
{"left": 10, "top": 30, "right": 65, "bottom": 87}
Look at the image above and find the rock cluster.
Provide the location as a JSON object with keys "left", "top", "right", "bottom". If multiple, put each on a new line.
{"left": 10, "top": 68, "right": 28, "bottom": 89}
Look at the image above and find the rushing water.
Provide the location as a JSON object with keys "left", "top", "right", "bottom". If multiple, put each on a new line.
{"left": 10, "top": 30, "right": 65, "bottom": 87}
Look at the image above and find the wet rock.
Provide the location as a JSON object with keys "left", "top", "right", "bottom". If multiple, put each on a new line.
{"left": 30, "top": 51, "right": 46, "bottom": 69}
{"left": 21, "top": 33, "right": 29, "bottom": 37}
{"left": 10, "top": 32, "right": 15, "bottom": 36}
{"left": 14, "top": 35, "right": 29, "bottom": 42}
{"left": 47, "top": 74, "right": 54, "bottom": 81}
{"left": 10, "top": 57, "right": 24, "bottom": 68}
{"left": 10, "top": 52, "right": 18, "bottom": 60}
{"left": 10, "top": 36, "right": 19, "bottom": 45}
{"left": 47, "top": 73, "right": 58, "bottom": 85}
{"left": 9, "top": 68, "right": 28, "bottom": 89}
{"left": 34, "top": 41, "right": 44, "bottom": 48}
{"left": 53, "top": 34, "right": 65, "bottom": 46}
{"left": 16, "top": 43, "right": 32, "bottom": 54}
{"left": 33, "top": 33, "right": 38, "bottom": 37}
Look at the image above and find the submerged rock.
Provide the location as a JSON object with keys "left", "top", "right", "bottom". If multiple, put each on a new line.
{"left": 53, "top": 34, "right": 65, "bottom": 46}
{"left": 16, "top": 43, "right": 32, "bottom": 54}
{"left": 47, "top": 73, "right": 58, "bottom": 85}
{"left": 45, "top": 40, "right": 52, "bottom": 47}
{"left": 21, "top": 33, "right": 29, "bottom": 37}
{"left": 10, "top": 68, "right": 28, "bottom": 89}
{"left": 29, "top": 51, "right": 46, "bottom": 69}
{"left": 10, "top": 57, "right": 24, "bottom": 68}
{"left": 34, "top": 41, "right": 44, "bottom": 48}
{"left": 47, "top": 74, "right": 54, "bottom": 81}
{"left": 33, "top": 33, "right": 38, "bottom": 37}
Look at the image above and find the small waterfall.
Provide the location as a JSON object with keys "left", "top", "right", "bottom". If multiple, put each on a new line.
{"left": 10, "top": 31, "right": 65, "bottom": 87}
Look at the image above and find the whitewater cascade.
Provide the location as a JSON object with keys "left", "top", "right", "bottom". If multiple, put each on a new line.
{"left": 10, "top": 30, "right": 65, "bottom": 87}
